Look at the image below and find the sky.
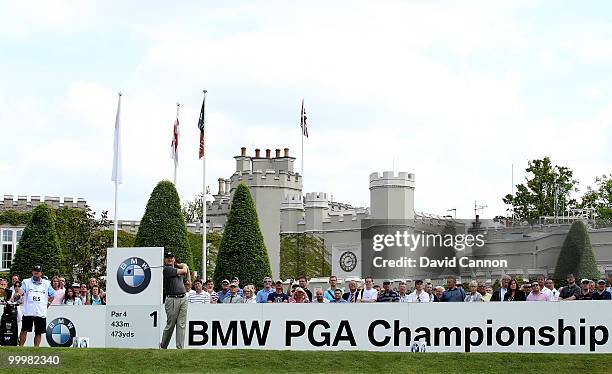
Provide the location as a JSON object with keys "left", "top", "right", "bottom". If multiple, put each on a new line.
{"left": 1, "top": 1, "right": 611, "bottom": 221}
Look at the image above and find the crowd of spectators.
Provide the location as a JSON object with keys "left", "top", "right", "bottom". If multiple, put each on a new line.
{"left": 0, "top": 274, "right": 106, "bottom": 306}
{"left": 181, "top": 272, "right": 612, "bottom": 304}
{"left": 1, "top": 271, "right": 610, "bottom": 307}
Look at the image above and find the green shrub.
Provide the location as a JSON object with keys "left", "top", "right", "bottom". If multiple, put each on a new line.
{"left": 553, "top": 220, "right": 600, "bottom": 282}
{"left": 213, "top": 183, "right": 271, "bottom": 289}
{"left": 135, "top": 180, "right": 193, "bottom": 268}
{"left": 10, "top": 204, "right": 62, "bottom": 280}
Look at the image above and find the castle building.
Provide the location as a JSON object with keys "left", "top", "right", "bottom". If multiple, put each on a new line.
{"left": 1, "top": 148, "right": 611, "bottom": 279}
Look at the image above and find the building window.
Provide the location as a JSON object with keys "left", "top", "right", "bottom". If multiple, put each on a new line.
{"left": 2, "top": 230, "right": 12, "bottom": 243}
{"left": 1, "top": 228, "right": 22, "bottom": 271}
{"left": 1, "top": 244, "right": 12, "bottom": 270}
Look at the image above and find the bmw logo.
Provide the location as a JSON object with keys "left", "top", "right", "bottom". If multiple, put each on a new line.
{"left": 117, "top": 257, "right": 151, "bottom": 294}
{"left": 46, "top": 318, "right": 76, "bottom": 347}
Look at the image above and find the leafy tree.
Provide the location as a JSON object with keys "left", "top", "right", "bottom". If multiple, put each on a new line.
{"left": 503, "top": 157, "right": 578, "bottom": 222}
{"left": 213, "top": 183, "right": 271, "bottom": 289}
{"left": 187, "top": 231, "right": 222, "bottom": 279}
{"left": 182, "top": 192, "right": 204, "bottom": 223}
{"left": 553, "top": 220, "right": 600, "bottom": 282}
{"left": 10, "top": 204, "right": 62, "bottom": 280}
{"left": 54, "top": 207, "right": 110, "bottom": 281}
{"left": 135, "top": 180, "right": 193, "bottom": 268}
{"left": 580, "top": 174, "right": 612, "bottom": 220}
{"left": 280, "top": 233, "right": 330, "bottom": 279}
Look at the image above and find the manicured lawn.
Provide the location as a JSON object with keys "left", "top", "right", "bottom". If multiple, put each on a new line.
{"left": 0, "top": 347, "right": 609, "bottom": 373}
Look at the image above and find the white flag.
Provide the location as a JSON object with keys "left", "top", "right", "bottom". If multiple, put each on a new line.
{"left": 112, "top": 93, "right": 122, "bottom": 184}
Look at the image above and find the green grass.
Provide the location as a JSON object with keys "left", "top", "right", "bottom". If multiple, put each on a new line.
{"left": 0, "top": 347, "right": 609, "bottom": 374}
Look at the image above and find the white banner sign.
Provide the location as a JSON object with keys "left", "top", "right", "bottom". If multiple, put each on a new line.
{"left": 3, "top": 302, "right": 611, "bottom": 352}
{"left": 179, "top": 302, "right": 611, "bottom": 353}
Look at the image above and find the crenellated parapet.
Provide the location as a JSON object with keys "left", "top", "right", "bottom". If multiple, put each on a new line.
{"left": 369, "top": 171, "right": 415, "bottom": 189}
{"left": 0, "top": 195, "right": 87, "bottom": 212}
{"left": 231, "top": 169, "right": 302, "bottom": 192}
{"left": 280, "top": 194, "right": 303, "bottom": 210}
{"left": 304, "top": 192, "right": 329, "bottom": 209}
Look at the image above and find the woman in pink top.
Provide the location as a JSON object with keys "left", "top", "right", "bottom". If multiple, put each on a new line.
{"left": 527, "top": 282, "right": 550, "bottom": 301}
{"left": 50, "top": 276, "right": 65, "bottom": 305}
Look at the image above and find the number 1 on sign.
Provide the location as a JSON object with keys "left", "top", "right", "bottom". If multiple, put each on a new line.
{"left": 150, "top": 311, "right": 157, "bottom": 327}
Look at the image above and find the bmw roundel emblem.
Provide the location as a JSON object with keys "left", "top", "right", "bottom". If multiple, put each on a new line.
{"left": 117, "top": 257, "right": 151, "bottom": 294}
{"left": 46, "top": 318, "right": 77, "bottom": 347}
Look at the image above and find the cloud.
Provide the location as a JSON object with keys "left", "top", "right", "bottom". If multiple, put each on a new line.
{"left": 1, "top": 1, "right": 611, "bottom": 221}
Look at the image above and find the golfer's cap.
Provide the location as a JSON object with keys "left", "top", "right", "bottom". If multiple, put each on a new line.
{"left": 164, "top": 252, "right": 175, "bottom": 258}
{"left": 275, "top": 279, "right": 283, "bottom": 285}
{"left": 581, "top": 278, "right": 591, "bottom": 284}
{"left": 221, "top": 279, "right": 230, "bottom": 285}
{"left": 32, "top": 265, "right": 43, "bottom": 272}
{"left": 231, "top": 276, "right": 239, "bottom": 282}
{"left": 229, "top": 283, "right": 237, "bottom": 288}
{"left": 597, "top": 279, "right": 606, "bottom": 285}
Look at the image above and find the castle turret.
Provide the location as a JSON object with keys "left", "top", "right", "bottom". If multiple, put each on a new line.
{"left": 280, "top": 194, "right": 304, "bottom": 232}
{"left": 229, "top": 146, "right": 302, "bottom": 278}
{"left": 369, "top": 171, "right": 415, "bottom": 219}
{"left": 304, "top": 192, "right": 329, "bottom": 231}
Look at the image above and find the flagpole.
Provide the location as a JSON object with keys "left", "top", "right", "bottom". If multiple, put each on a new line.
{"left": 113, "top": 92, "right": 122, "bottom": 249}
{"left": 114, "top": 180, "right": 118, "bottom": 248}
{"left": 174, "top": 103, "right": 180, "bottom": 186}
{"left": 201, "top": 90, "right": 208, "bottom": 281}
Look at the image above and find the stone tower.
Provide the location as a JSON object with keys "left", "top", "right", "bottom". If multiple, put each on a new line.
{"left": 230, "top": 147, "right": 302, "bottom": 278}
{"left": 369, "top": 171, "right": 415, "bottom": 220}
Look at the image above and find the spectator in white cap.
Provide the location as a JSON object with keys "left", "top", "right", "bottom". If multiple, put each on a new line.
{"left": 231, "top": 277, "right": 244, "bottom": 297}
{"left": 223, "top": 282, "right": 244, "bottom": 303}
{"left": 217, "top": 279, "right": 231, "bottom": 303}
{"left": 577, "top": 279, "right": 593, "bottom": 300}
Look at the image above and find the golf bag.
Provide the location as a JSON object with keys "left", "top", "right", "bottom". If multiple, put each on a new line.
{"left": 0, "top": 303, "right": 18, "bottom": 346}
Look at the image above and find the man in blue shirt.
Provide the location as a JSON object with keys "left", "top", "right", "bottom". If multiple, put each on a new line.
{"left": 324, "top": 275, "right": 344, "bottom": 301}
{"left": 256, "top": 276, "right": 275, "bottom": 303}
{"left": 231, "top": 277, "right": 244, "bottom": 297}
{"left": 440, "top": 276, "right": 465, "bottom": 302}
{"left": 216, "top": 279, "right": 231, "bottom": 303}
{"left": 592, "top": 279, "right": 612, "bottom": 300}
{"left": 330, "top": 289, "right": 348, "bottom": 303}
